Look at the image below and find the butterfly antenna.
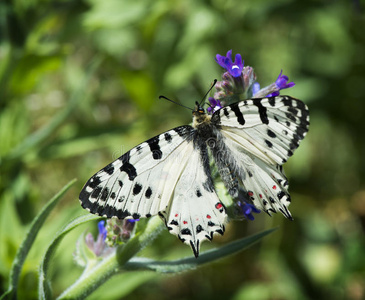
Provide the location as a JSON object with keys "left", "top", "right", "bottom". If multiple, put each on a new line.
{"left": 199, "top": 79, "right": 217, "bottom": 107}
{"left": 159, "top": 95, "right": 194, "bottom": 111}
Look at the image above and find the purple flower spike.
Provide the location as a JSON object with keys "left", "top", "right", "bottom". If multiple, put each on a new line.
{"left": 207, "top": 97, "right": 222, "bottom": 114}
{"left": 238, "top": 201, "right": 261, "bottom": 221}
{"left": 215, "top": 50, "right": 244, "bottom": 77}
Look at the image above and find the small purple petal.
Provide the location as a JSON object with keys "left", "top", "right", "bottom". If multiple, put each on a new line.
{"left": 98, "top": 221, "right": 107, "bottom": 241}
{"left": 238, "top": 201, "right": 260, "bottom": 221}
{"left": 275, "top": 70, "right": 295, "bottom": 90}
{"left": 208, "top": 97, "right": 218, "bottom": 107}
{"left": 207, "top": 97, "right": 222, "bottom": 113}
{"left": 126, "top": 219, "right": 139, "bottom": 224}
{"left": 215, "top": 50, "right": 244, "bottom": 77}
{"left": 266, "top": 91, "right": 280, "bottom": 97}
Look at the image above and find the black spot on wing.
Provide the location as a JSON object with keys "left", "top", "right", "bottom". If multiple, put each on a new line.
{"left": 170, "top": 220, "right": 179, "bottom": 226}
{"left": 286, "top": 112, "right": 297, "bottom": 123}
{"left": 223, "top": 107, "right": 229, "bottom": 118}
{"left": 136, "top": 145, "right": 142, "bottom": 154}
{"left": 164, "top": 132, "right": 172, "bottom": 143}
{"left": 133, "top": 183, "right": 142, "bottom": 195}
{"left": 265, "top": 139, "right": 273, "bottom": 148}
{"left": 229, "top": 102, "right": 245, "bottom": 125}
{"left": 119, "top": 150, "right": 130, "bottom": 164}
{"left": 103, "top": 164, "right": 114, "bottom": 175}
{"left": 196, "top": 189, "right": 202, "bottom": 197}
{"left": 196, "top": 224, "right": 203, "bottom": 233}
{"left": 147, "top": 136, "right": 162, "bottom": 160}
{"left": 288, "top": 107, "right": 298, "bottom": 115}
{"left": 253, "top": 100, "right": 269, "bottom": 124}
{"left": 91, "top": 186, "right": 102, "bottom": 199}
{"left": 145, "top": 187, "right": 152, "bottom": 199}
{"left": 181, "top": 228, "right": 192, "bottom": 235}
{"left": 100, "top": 188, "right": 109, "bottom": 201}
{"left": 282, "top": 97, "right": 293, "bottom": 107}
{"left": 277, "top": 191, "right": 285, "bottom": 200}
{"left": 173, "top": 126, "right": 193, "bottom": 138}
{"left": 120, "top": 162, "right": 137, "bottom": 180}
{"left": 268, "top": 97, "right": 276, "bottom": 106}
{"left": 267, "top": 129, "right": 276, "bottom": 138}
{"left": 88, "top": 176, "right": 101, "bottom": 189}
{"left": 132, "top": 213, "right": 140, "bottom": 219}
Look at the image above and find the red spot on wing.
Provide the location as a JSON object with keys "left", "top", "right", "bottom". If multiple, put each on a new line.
{"left": 272, "top": 185, "right": 277, "bottom": 190}
{"left": 248, "top": 191, "right": 254, "bottom": 196}
{"left": 215, "top": 203, "right": 223, "bottom": 209}
{"left": 259, "top": 194, "right": 263, "bottom": 198}
{"left": 175, "top": 214, "right": 178, "bottom": 217}
{"left": 183, "top": 221, "right": 187, "bottom": 224}
{"left": 206, "top": 215, "right": 211, "bottom": 219}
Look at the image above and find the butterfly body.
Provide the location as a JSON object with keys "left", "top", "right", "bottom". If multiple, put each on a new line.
{"left": 80, "top": 95, "right": 309, "bottom": 257}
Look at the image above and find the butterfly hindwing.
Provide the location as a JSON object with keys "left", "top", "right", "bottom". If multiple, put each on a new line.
{"left": 210, "top": 96, "right": 309, "bottom": 218}
{"left": 159, "top": 139, "right": 227, "bottom": 257}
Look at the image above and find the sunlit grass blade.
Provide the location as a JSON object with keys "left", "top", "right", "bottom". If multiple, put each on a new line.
{"left": 124, "top": 228, "right": 277, "bottom": 273}
{"left": 0, "top": 179, "right": 77, "bottom": 300}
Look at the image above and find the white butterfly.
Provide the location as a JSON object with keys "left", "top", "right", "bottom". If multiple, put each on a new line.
{"left": 79, "top": 95, "right": 309, "bottom": 257}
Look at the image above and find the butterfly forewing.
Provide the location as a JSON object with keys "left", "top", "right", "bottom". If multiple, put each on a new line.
{"left": 214, "top": 96, "right": 309, "bottom": 165}
{"left": 80, "top": 126, "right": 194, "bottom": 219}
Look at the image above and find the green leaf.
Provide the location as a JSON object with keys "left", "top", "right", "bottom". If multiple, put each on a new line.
{"left": 38, "top": 214, "right": 101, "bottom": 300}
{"left": 124, "top": 228, "right": 277, "bottom": 273}
{"left": 0, "top": 179, "right": 77, "bottom": 300}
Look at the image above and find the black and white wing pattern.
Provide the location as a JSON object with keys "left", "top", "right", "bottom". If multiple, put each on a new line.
{"left": 79, "top": 126, "right": 227, "bottom": 257}
{"left": 80, "top": 94, "right": 309, "bottom": 257}
{"left": 210, "top": 95, "right": 309, "bottom": 219}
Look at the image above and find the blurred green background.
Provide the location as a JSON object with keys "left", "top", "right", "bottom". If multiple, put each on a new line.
{"left": 1, "top": 0, "right": 364, "bottom": 299}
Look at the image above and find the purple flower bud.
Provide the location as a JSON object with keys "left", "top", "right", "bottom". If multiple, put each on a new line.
{"left": 215, "top": 50, "right": 244, "bottom": 77}
{"left": 237, "top": 201, "right": 261, "bottom": 221}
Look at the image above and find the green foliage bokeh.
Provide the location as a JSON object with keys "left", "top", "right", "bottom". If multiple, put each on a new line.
{"left": 1, "top": 0, "right": 364, "bottom": 299}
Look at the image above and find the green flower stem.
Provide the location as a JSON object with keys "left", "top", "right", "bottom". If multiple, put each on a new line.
{"left": 57, "top": 217, "right": 163, "bottom": 300}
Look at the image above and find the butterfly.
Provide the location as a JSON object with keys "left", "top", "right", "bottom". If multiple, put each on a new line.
{"left": 79, "top": 95, "right": 309, "bottom": 257}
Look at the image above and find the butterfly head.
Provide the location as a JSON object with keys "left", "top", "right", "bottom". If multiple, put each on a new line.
{"left": 192, "top": 101, "right": 211, "bottom": 128}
